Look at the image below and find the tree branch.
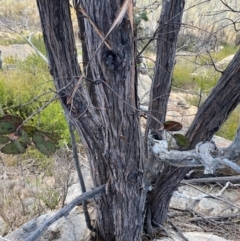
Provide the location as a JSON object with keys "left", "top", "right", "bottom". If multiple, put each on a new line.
{"left": 0, "top": 22, "right": 48, "bottom": 63}
{"left": 23, "top": 185, "right": 106, "bottom": 241}
{"left": 68, "top": 122, "right": 94, "bottom": 231}
{"left": 182, "top": 175, "right": 240, "bottom": 184}
{"left": 148, "top": 134, "right": 240, "bottom": 174}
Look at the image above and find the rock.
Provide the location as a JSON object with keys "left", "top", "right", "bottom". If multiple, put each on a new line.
{"left": 215, "top": 54, "right": 235, "bottom": 70}
{"left": 65, "top": 167, "right": 93, "bottom": 205}
{"left": 156, "top": 232, "right": 234, "bottom": 241}
{"left": 217, "top": 45, "right": 224, "bottom": 52}
{"left": 0, "top": 44, "right": 35, "bottom": 62}
{"left": 5, "top": 206, "right": 90, "bottom": 241}
{"left": 212, "top": 135, "right": 232, "bottom": 148}
{"left": 170, "top": 185, "right": 240, "bottom": 217}
{"left": 0, "top": 216, "right": 7, "bottom": 236}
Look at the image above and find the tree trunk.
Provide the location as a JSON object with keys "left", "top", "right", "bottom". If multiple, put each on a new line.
{"left": 37, "top": 0, "right": 144, "bottom": 240}
{"left": 146, "top": 0, "right": 185, "bottom": 139}
{"left": 36, "top": 0, "right": 240, "bottom": 239}
{"left": 143, "top": 0, "right": 185, "bottom": 231}
{"left": 148, "top": 49, "right": 240, "bottom": 227}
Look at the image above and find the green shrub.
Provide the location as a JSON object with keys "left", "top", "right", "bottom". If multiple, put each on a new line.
{"left": 0, "top": 54, "right": 70, "bottom": 145}
{"left": 217, "top": 106, "right": 240, "bottom": 140}
{"left": 172, "top": 62, "right": 195, "bottom": 88}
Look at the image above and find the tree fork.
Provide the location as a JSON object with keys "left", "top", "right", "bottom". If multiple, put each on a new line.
{"left": 148, "top": 49, "right": 240, "bottom": 227}
{"left": 37, "top": 0, "right": 145, "bottom": 240}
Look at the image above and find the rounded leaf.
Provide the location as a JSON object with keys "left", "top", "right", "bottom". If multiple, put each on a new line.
{"left": 164, "top": 121, "right": 183, "bottom": 131}
{"left": 18, "top": 129, "right": 31, "bottom": 144}
{"left": 21, "top": 125, "right": 38, "bottom": 137}
{"left": 0, "top": 115, "right": 23, "bottom": 128}
{"left": 13, "top": 140, "right": 27, "bottom": 153}
{"left": 33, "top": 132, "right": 56, "bottom": 156}
{"left": 37, "top": 131, "right": 59, "bottom": 144}
{"left": 0, "top": 121, "right": 16, "bottom": 134}
{"left": 173, "top": 134, "right": 190, "bottom": 148}
{"left": 0, "top": 135, "right": 10, "bottom": 144}
{"left": 1, "top": 141, "right": 26, "bottom": 154}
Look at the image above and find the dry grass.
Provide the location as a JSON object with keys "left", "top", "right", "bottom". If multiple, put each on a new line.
{"left": 0, "top": 147, "right": 76, "bottom": 235}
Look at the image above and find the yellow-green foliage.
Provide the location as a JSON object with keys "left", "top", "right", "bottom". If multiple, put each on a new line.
{"left": 172, "top": 61, "right": 195, "bottom": 88}
{"left": 173, "top": 46, "right": 239, "bottom": 141}
{"left": 0, "top": 52, "right": 70, "bottom": 145}
{"left": 194, "top": 70, "right": 220, "bottom": 93}
{"left": 210, "top": 45, "right": 238, "bottom": 61}
{"left": 197, "top": 45, "right": 238, "bottom": 66}
{"left": 217, "top": 106, "right": 240, "bottom": 140}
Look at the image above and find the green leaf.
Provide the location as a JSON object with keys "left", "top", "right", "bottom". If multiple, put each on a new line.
{"left": 0, "top": 121, "right": 16, "bottom": 134}
{"left": 22, "top": 125, "right": 38, "bottom": 137}
{"left": 1, "top": 141, "right": 26, "bottom": 154}
{"left": 164, "top": 121, "right": 183, "bottom": 131}
{"left": 173, "top": 134, "right": 190, "bottom": 148}
{"left": 33, "top": 132, "right": 56, "bottom": 156}
{"left": 13, "top": 140, "right": 27, "bottom": 153}
{"left": 0, "top": 135, "right": 10, "bottom": 144}
{"left": 0, "top": 115, "right": 23, "bottom": 128}
{"left": 37, "top": 131, "right": 59, "bottom": 144}
{"left": 140, "top": 12, "right": 148, "bottom": 21}
{"left": 19, "top": 129, "right": 31, "bottom": 145}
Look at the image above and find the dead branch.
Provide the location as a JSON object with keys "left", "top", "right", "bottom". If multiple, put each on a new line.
{"left": 148, "top": 124, "right": 240, "bottom": 174}
{"left": 182, "top": 175, "right": 240, "bottom": 184}
{"left": 23, "top": 185, "right": 106, "bottom": 241}
{"left": 189, "top": 211, "right": 240, "bottom": 222}
{"left": 68, "top": 122, "right": 93, "bottom": 231}
{"left": 0, "top": 22, "right": 48, "bottom": 63}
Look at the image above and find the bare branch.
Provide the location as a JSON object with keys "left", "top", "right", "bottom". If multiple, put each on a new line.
{"left": 182, "top": 175, "right": 240, "bottom": 184}
{"left": 0, "top": 22, "right": 48, "bottom": 63}
{"left": 68, "top": 122, "right": 93, "bottom": 231}
{"left": 148, "top": 134, "right": 240, "bottom": 174}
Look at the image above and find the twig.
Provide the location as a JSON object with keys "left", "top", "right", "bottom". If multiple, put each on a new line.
{"left": 68, "top": 122, "right": 94, "bottom": 231}
{"left": 182, "top": 175, "right": 240, "bottom": 184}
{"left": 185, "top": 183, "right": 240, "bottom": 210}
{"left": 23, "top": 185, "right": 106, "bottom": 241}
{"left": 189, "top": 212, "right": 240, "bottom": 222}
{"left": 0, "top": 22, "right": 48, "bottom": 63}
{"left": 85, "top": 0, "right": 130, "bottom": 64}
{"left": 15, "top": 95, "right": 57, "bottom": 132}
{"left": 3, "top": 91, "right": 54, "bottom": 111}
{"left": 168, "top": 219, "right": 189, "bottom": 241}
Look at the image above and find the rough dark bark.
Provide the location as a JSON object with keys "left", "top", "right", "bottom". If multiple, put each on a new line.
{"left": 74, "top": 3, "right": 93, "bottom": 83}
{"left": 144, "top": 0, "right": 185, "bottom": 231}
{"left": 147, "top": 49, "right": 240, "bottom": 227}
{"left": 36, "top": 0, "right": 240, "bottom": 240}
{"left": 79, "top": 2, "right": 144, "bottom": 240}
{"left": 37, "top": 1, "right": 144, "bottom": 240}
{"left": 146, "top": 0, "right": 185, "bottom": 138}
